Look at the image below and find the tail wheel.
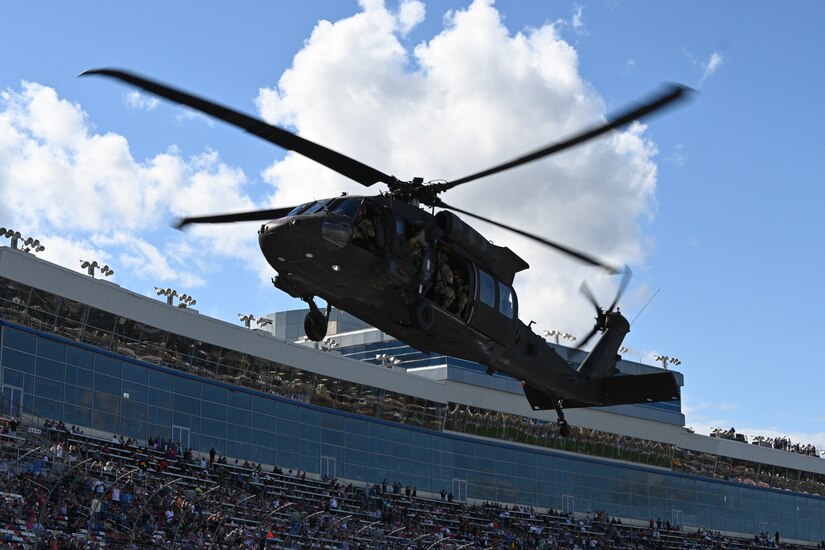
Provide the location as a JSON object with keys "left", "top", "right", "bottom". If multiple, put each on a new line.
{"left": 411, "top": 300, "right": 434, "bottom": 330}
{"left": 304, "top": 310, "right": 327, "bottom": 342}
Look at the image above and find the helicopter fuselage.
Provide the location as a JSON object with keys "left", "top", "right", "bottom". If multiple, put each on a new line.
{"left": 258, "top": 195, "right": 676, "bottom": 412}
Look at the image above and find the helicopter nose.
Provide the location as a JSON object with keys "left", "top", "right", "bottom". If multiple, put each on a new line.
{"left": 259, "top": 217, "right": 319, "bottom": 263}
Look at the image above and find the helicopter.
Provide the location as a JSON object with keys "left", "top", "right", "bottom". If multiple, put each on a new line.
{"left": 83, "top": 68, "right": 691, "bottom": 437}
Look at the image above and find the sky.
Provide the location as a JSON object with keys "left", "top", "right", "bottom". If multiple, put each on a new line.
{"left": 2, "top": 1, "right": 824, "bottom": 449}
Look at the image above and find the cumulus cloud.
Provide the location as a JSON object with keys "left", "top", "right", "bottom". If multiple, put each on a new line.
{"left": 0, "top": 81, "right": 261, "bottom": 288}
{"left": 123, "top": 90, "right": 159, "bottom": 111}
{"left": 255, "top": 0, "right": 662, "bottom": 339}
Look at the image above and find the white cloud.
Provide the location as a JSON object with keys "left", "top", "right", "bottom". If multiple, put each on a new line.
{"left": 571, "top": 4, "right": 585, "bottom": 34}
{"left": 255, "top": 0, "right": 662, "bottom": 339}
{"left": 123, "top": 90, "right": 159, "bottom": 111}
{"left": 0, "top": 81, "right": 261, "bottom": 289}
{"left": 699, "top": 51, "right": 724, "bottom": 85}
{"left": 174, "top": 108, "right": 215, "bottom": 127}
{"left": 398, "top": 0, "right": 426, "bottom": 35}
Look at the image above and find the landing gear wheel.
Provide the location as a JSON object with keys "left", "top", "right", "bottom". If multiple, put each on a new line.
{"left": 553, "top": 398, "right": 570, "bottom": 438}
{"left": 411, "top": 300, "right": 434, "bottom": 330}
{"left": 304, "top": 309, "right": 328, "bottom": 342}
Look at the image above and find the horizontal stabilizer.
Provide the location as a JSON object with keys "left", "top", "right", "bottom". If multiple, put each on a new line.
{"left": 522, "top": 371, "right": 680, "bottom": 411}
{"left": 599, "top": 372, "right": 680, "bottom": 407}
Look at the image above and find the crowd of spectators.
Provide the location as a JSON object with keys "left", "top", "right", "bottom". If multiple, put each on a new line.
{"left": 712, "top": 428, "right": 821, "bottom": 458}
{"left": 0, "top": 416, "right": 820, "bottom": 549}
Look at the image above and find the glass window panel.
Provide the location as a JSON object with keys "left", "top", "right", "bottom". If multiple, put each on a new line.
{"left": 201, "top": 404, "right": 226, "bottom": 421}
{"left": 36, "top": 337, "right": 65, "bottom": 362}
{"left": 478, "top": 270, "right": 495, "bottom": 307}
{"left": 54, "top": 298, "right": 87, "bottom": 341}
{"left": 66, "top": 367, "right": 89, "bottom": 386}
{"left": 92, "top": 410, "right": 118, "bottom": 433}
{"left": 34, "top": 376, "right": 63, "bottom": 400}
{"left": 64, "top": 404, "right": 92, "bottom": 427}
{"left": 28, "top": 288, "right": 58, "bottom": 328}
{"left": 174, "top": 376, "right": 200, "bottom": 397}
{"left": 2, "top": 348, "right": 35, "bottom": 373}
{"left": 251, "top": 428, "right": 276, "bottom": 448}
{"left": 120, "top": 417, "right": 146, "bottom": 440}
{"left": 114, "top": 317, "right": 143, "bottom": 340}
{"left": 147, "top": 388, "right": 173, "bottom": 409}
{"left": 173, "top": 395, "right": 200, "bottom": 415}
{"left": 94, "top": 372, "right": 120, "bottom": 395}
{"left": 251, "top": 412, "right": 274, "bottom": 431}
{"left": 2, "top": 369, "right": 23, "bottom": 387}
{"left": 139, "top": 324, "right": 167, "bottom": 352}
{"left": 66, "top": 346, "right": 93, "bottom": 369}
{"left": 64, "top": 385, "right": 92, "bottom": 408}
{"left": 321, "top": 412, "right": 345, "bottom": 430}
{"left": 95, "top": 354, "right": 121, "bottom": 377}
{"left": 121, "top": 380, "right": 147, "bottom": 403}
{"left": 277, "top": 401, "right": 298, "bottom": 420}
{"left": 201, "top": 419, "right": 226, "bottom": 438}
{"left": 93, "top": 391, "right": 120, "bottom": 415}
{"left": 148, "top": 369, "right": 173, "bottom": 389}
{"left": 147, "top": 406, "right": 172, "bottom": 427}
{"left": 228, "top": 390, "right": 252, "bottom": 410}
{"left": 122, "top": 362, "right": 148, "bottom": 385}
{"left": 121, "top": 399, "right": 147, "bottom": 421}
{"left": 345, "top": 417, "right": 366, "bottom": 435}
{"left": 498, "top": 282, "right": 515, "bottom": 318}
{"left": 82, "top": 310, "right": 115, "bottom": 349}
{"left": 32, "top": 395, "right": 63, "bottom": 420}
{"left": 35, "top": 357, "right": 64, "bottom": 381}
{"left": 226, "top": 407, "right": 250, "bottom": 427}
{"left": 192, "top": 342, "right": 222, "bottom": 376}
{"left": 201, "top": 383, "right": 227, "bottom": 404}
{"left": 252, "top": 395, "right": 276, "bottom": 416}
{"left": 228, "top": 426, "right": 251, "bottom": 444}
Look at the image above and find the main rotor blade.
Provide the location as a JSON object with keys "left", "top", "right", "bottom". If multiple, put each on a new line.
{"left": 442, "top": 83, "right": 693, "bottom": 190}
{"left": 608, "top": 266, "right": 632, "bottom": 312}
{"left": 439, "top": 201, "right": 622, "bottom": 274}
{"left": 175, "top": 206, "right": 298, "bottom": 229}
{"left": 81, "top": 68, "right": 394, "bottom": 187}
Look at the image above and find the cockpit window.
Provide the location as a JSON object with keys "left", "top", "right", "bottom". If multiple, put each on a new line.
{"left": 287, "top": 202, "right": 314, "bottom": 216}
{"left": 329, "top": 198, "right": 361, "bottom": 219}
{"left": 304, "top": 199, "right": 333, "bottom": 214}
{"left": 498, "top": 282, "right": 515, "bottom": 319}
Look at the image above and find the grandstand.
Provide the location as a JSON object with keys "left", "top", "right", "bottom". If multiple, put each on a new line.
{"left": 1, "top": 245, "right": 824, "bottom": 547}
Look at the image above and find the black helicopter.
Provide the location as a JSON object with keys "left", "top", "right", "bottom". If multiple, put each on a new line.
{"left": 84, "top": 68, "right": 690, "bottom": 436}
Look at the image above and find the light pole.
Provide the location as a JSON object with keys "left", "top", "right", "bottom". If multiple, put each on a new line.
{"left": 543, "top": 330, "right": 576, "bottom": 345}
{"left": 375, "top": 354, "right": 401, "bottom": 368}
{"left": 156, "top": 288, "right": 197, "bottom": 308}
{"left": 0, "top": 228, "right": 22, "bottom": 249}
{"left": 80, "top": 260, "right": 114, "bottom": 278}
{"left": 22, "top": 237, "right": 45, "bottom": 254}
{"left": 238, "top": 314, "right": 255, "bottom": 328}
{"left": 654, "top": 354, "right": 682, "bottom": 370}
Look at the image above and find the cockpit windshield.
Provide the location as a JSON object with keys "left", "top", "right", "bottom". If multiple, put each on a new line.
{"left": 286, "top": 197, "right": 362, "bottom": 218}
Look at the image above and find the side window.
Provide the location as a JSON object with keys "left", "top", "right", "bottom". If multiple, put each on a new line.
{"left": 393, "top": 217, "right": 406, "bottom": 254}
{"left": 498, "top": 282, "right": 514, "bottom": 319}
{"left": 479, "top": 271, "right": 495, "bottom": 307}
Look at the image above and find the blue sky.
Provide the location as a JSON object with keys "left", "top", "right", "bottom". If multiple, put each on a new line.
{"left": 2, "top": 1, "right": 824, "bottom": 448}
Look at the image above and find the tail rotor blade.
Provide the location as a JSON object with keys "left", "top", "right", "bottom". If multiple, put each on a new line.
{"left": 579, "top": 281, "right": 600, "bottom": 311}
